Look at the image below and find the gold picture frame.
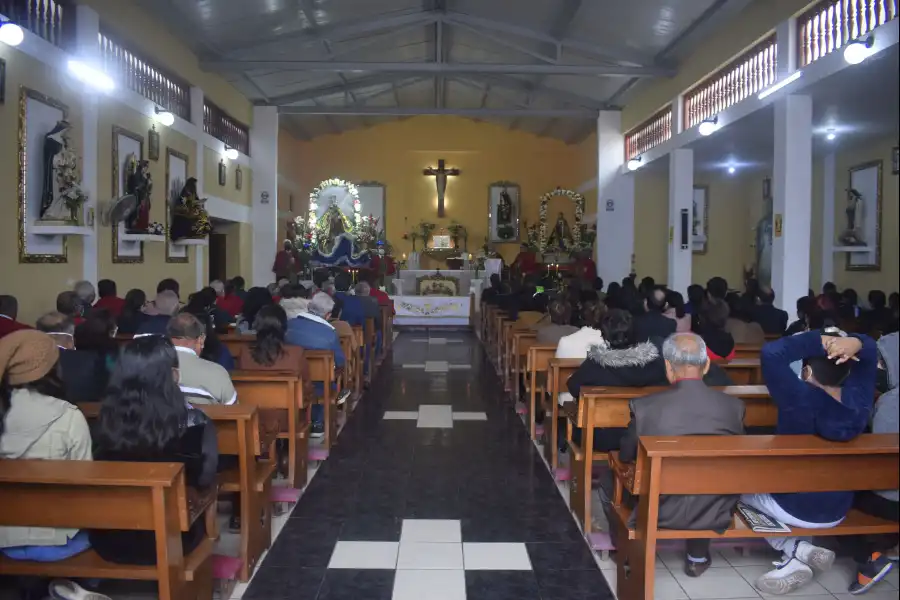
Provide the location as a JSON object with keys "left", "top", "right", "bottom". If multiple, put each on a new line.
{"left": 111, "top": 125, "right": 145, "bottom": 264}
{"left": 218, "top": 159, "right": 226, "bottom": 186}
{"left": 692, "top": 185, "right": 710, "bottom": 255}
{"left": 148, "top": 124, "right": 160, "bottom": 161}
{"left": 165, "top": 147, "right": 190, "bottom": 264}
{"left": 18, "top": 86, "right": 69, "bottom": 264}
{"left": 845, "top": 159, "right": 882, "bottom": 272}
{"left": 488, "top": 181, "right": 520, "bottom": 243}
{"left": 235, "top": 165, "right": 242, "bottom": 190}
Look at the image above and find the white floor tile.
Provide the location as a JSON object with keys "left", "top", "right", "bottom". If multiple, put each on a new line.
{"left": 654, "top": 567, "right": 690, "bottom": 600}
{"left": 384, "top": 411, "right": 420, "bottom": 420}
{"left": 424, "top": 361, "right": 450, "bottom": 372}
{"left": 402, "top": 363, "right": 425, "bottom": 369}
{"left": 833, "top": 592, "right": 900, "bottom": 600}
{"left": 328, "top": 541, "right": 399, "bottom": 569}
{"left": 813, "top": 557, "right": 859, "bottom": 593}
{"left": 229, "top": 582, "right": 250, "bottom": 599}
{"left": 886, "top": 564, "right": 899, "bottom": 588}
{"left": 428, "top": 338, "right": 447, "bottom": 345}
{"left": 657, "top": 548, "right": 723, "bottom": 571}
{"left": 452, "top": 411, "right": 487, "bottom": 421}
{"left": 401, "top": 519, "right": 462, "bottom": 543}
{"left": 397, "top": 542, "right": 464, "bottom": 570}
{"left": 672, "top": 565, "right": 762, "bottom": 599}
{"left": 463, "top": 542, "right": 532, "bottom": 571}
{"left": 718, "top": 546, "right": 781, "bottom": 568}
{"left": 418, "top": 405, "right": 454, "bottom": 428}
{"left": 734, "top": 564, "right": 831, "bottom": 597}
{"left": 392, "top": 569, "right": 467, "bottom": 600}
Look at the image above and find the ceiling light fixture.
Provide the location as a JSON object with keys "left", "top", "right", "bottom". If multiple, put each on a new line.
{"left": 728, "top": 166, "right": 736, "bottom": 174}
{"left": 67, "top": 59, "right": 115, "bottom": 92}
{"left": 844, "top": 36, "right": 875, "bottom": 65}
{"left": 0, "top": 20, "right": 24, "bottom": 46}
{"left": 698, "top": 115, "right": 719, "bottom": 136}
{"left": 826, "top": 128, "right": 837, "bottom": 141}
{"left": 626, "top": 156, "right": 643, "bottom": 171}
{"left": 224, "top": 145, "right": 239, "bottom": 160}
{"left": 155, "top": 106, "right": 175, "bottom": 127}
{"left": 758, "top": 71, "right": 802, "bottom": 100}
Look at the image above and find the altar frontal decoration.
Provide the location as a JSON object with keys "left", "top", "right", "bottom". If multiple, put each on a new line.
{"left": 538, "top": 187, "right": 587, "bottom": 254}
{"left": 307, "top": 178, "right": 362, "bottom": 247}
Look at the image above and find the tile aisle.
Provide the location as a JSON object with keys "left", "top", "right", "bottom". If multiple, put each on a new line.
{"left": 243, "top": 332, "right": 612, "bottom": 600}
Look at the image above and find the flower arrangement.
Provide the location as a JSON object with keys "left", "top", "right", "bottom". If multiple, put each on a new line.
{"left": 147, "top": 222, "right": 165, "bottom": 236}
{"left": 417, "top": 220, "right": 436, "bottom": 240}
{"left": 56, "top": 148, "right": 88, "bottom": 222}
{"left": 537, "top": 187, "right": 586, "bottom": 253}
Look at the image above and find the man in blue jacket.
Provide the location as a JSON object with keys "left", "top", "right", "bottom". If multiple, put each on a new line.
{"left": 741, "top": 329, "right": 877, "bottom": 595}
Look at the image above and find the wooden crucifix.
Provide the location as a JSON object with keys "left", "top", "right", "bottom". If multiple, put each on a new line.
{"left": 424, "top": 159, "right": 460, "bottom": 218}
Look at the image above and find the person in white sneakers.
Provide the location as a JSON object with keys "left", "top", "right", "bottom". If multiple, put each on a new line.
{"left": 740, "top": 328, "right": 878, "bottom": 595}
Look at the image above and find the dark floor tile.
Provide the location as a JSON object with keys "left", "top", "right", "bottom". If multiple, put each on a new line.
{"left": 264, "top": 518, "right": 342, "bottom": 568}
{"left": 533, "top": 568, "right": 615, "bottom": 600}
{"left": 243, "top": 566, "right": 325, "bottom": 599}
{"left": 316, "top": 569, "right": 395, "bottom": 600}
{"left": 338, "top": 515, "right": 403, "bottom": 541}
{"left": 465, "top": 571, "right": 543, "bottom": 600}
{"left": 526, "top": 542, "right": 600, "bottom": 572}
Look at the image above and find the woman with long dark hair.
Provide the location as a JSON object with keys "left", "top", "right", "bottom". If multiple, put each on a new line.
{"left": 184, "top": 287, "right": 234, "bottom": 371}
{"left": 90, "top": 335, "right": 217, "bottom": 565}
{"left": 235, "top": 286, "right": 274, "bottom": 334}
{"left": 663, "top": 290, "right": 691, "bottom": 333}
{"left": 237, "top": 304, "right": 310, "bottom": 377}
{"left": 116, "top": 288, "right": 147, "bottom": 334}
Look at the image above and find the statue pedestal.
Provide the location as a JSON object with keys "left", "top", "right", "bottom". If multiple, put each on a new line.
{"left": 32, "top": 224, "right": 93, "bottom": 237}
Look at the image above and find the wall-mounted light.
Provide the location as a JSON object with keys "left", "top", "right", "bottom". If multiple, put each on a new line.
{"left": 155, "top": 106, "right": 175, "bottom": 127}
{"left": 826, "top": 128, "right": 837, "bottom": 141}
{"left": 67, "top": 59, "right": 115, "bottom": 92}
{"left": 0, "top": 20, "right": 24, "bottom": 46}
{"left": 844, "top": 36, "right": 875, "bottom": 65}
{"left": 728, "top": 166, "right": 736, "bottom": 174}
{"left": 224, "top": 145, "right": 239, "bottom": 160}
{"left": 698, "top": 115, "right": 719, "bottom": 136}
{"left": 627, "top": 156, "right": 643, "bottom": 171}
{"left": 758, "top": 71, "right": 802, "bottom": 100}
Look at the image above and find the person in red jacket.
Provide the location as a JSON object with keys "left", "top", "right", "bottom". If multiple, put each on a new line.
{"left": 0, "top": 296, "right": 31, "bottom": 339}
{"left": 216, "top": 281, "right": 245, "bottom": 318}
{"left": 92, "top": 279, "right": 126, "bottom": 318}
{"left": 511, "top": 244, "right": 538, "bottom": 280}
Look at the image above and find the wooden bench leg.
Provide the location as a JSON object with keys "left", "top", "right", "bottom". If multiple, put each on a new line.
{"left": 616, "top": 529, "right": 650, "bottom": 600}
{"left": 570, "top": 427, "right": 594, "bottom": 535}
{"left": 187, "top": 553, "right": 214, "bottom": 600}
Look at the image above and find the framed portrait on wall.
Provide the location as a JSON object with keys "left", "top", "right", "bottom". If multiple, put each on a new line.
{"left": 692, "top": 185, "right": 709, "bottom": 254}
{"left": 148, "top": 125, "right": 160, "bottom": 161}
{"left": 218, "top": 159, "right": 226, "bottom": 186}
{"left": 845, "top": 160, "right": 882, "bottom": 271}
{"left": 112, "top": 126, "right": 145, "bottom": 263}
{"left": 488, "top": 182, "right": 519, "bottom": 243}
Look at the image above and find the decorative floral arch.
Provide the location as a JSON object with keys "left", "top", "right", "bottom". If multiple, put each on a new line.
{"left": 307, "top": 177, "right": 361, "bottom": 246}
{"left": 538, "top": 187, "right": 585, "bottom": 252}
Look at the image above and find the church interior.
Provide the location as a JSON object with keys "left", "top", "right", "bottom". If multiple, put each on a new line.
{"left": 0, "top": 0, "right": 899, "bottom": 599}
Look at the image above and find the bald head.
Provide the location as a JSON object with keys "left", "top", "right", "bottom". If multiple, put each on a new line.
{"left": 36, "top": 312, "right": 75, "bottom": 349}
{"left": 662, "top": 333, "right": 710, "bottom": 382}
{"left": 154, "top": 291, "right": 180, "bottom": 316}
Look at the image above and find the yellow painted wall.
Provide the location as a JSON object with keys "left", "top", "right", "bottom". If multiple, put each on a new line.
{"left": 811, "top": 135, "right": 900, "bottom": 295}
{"left": 622, "top": 0, "right": 812, "bottom": 131}
{"left": 80, "top": 0, "right": 252, "bottom": 126}
{"left": 203, "top": 147, "right": 252, "bottom": 205}
{"left": 0, "top": 47, "right": 85, "bottom": 325}
{"left": 284, "top": 117, "right": 596, "bottom": 264}
{"left": 96, "top": 100, "right": 197, "bottom": 298}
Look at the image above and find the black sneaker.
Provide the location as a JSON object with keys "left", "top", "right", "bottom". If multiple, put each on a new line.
{"left": 849, "top": 552, "right": 894, "bottom": 594}
{"left": 310, "top": 422, "right": 325, "bottom": 439}
{"left": 684, "top": 555, "right": 711, "bottom": 578}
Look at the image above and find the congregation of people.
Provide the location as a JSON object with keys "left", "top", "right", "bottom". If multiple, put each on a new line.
{"left": 482, "top": 271, "right": 899, "bottom": 596}
{"left": 0, "top": 269, "right": 393, "bottom": 600}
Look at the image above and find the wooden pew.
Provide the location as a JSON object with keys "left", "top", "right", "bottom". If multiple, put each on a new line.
{"left": 0, "top": 460, "right": 216, "bottom": 600}
{"left": 614, "top": 434, "right": 900, "bottom": 600}
{"left": 511, "top": 331, "right": 538, "bottom": 401}
{"left": 523, "top": 344, "right": 557, "bottom": 444}
{"left": 500, "top": 312, "right": 545, "bottom": 388}
{"left": 547, "top": 358, "right": 583, "bottom": 472}
{"left": 306, "top": 350, "right": 339, "bottom": 451}
{"left": 721, "top": 358, "right": 762, "bottom": 384}
{"left": 567, "top": 385, "right": 776, "bottom": 539}
{"left": 364, "top": 317, "right": 377, "bottom": 383}
{"left": 78, "top": 403, "right": 275, "bottom": 582}
{"left": 733, "top": 343, "right": 763, "bottom": 359}
{"left": 219, "top": 333, "right": 254, "bottom": 361}
{"left": 380, "top": 304, "right": 394, "bottom": 357}
{"left": 231, "top": 371, "right": 309, "bottom": 491}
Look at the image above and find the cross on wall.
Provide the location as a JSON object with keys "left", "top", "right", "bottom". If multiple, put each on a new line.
{"left": 424, "top": 159, "right": 460, "bottom": 218}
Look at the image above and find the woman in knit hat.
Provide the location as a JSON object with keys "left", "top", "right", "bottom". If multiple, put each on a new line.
{"left": 0, "top": 330, "right": 93, "bottom": 562}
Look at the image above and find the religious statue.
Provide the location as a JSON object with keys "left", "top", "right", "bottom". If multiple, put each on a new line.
{"left": 754, "top": 194, "right": 774, "bottom": 289}
{"left": 170, "top": 177, "right": 212, "bottom": 240}
{"left": 838, "top": 188, "right": 866, "bottom": 246}
{"left": 39, "top": 120, "right": 87, "bottom": 223}
{"left": 498, "top": 188, "right": 513, "bottom": 224}
{"left": 124, "top": 158, "right": 152, "bottom": 233}
{"left": 546, "top": 212, "right": 573, "bottom": 251}
{"left": 423, "top": 159, "right": 459, "bottom": 218}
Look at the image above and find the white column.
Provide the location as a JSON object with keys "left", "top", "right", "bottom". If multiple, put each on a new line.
{"left": 775, "top": 18, "right": 798, "bottom": 79}
{"left": 668, "top": 148, "right": 694, "bottom": 294}
{"left": 250, "top": 106, "right": 279, "bottom": 288}
{"left": 820, "top": 152, "right": 836, "bottom": 289}
{"left": 190, "top": 86, "right": 205, "bottom": 291}
{"left": 771, "top": 95, "right": 813, "bottom": 311}
{"left": 595, "top": 111, "right": 635, "bottom": 286}
{"left": 75, "top": 4, "right": 100, "bottom": 286}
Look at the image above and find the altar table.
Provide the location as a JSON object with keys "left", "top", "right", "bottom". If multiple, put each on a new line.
{"left": 392, "top": 269, "right": 479, "bottom": 296}
{"left": 392, "top": 296, "right": 470, "bottom": 326}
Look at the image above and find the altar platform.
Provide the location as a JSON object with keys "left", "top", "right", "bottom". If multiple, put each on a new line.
{"left": 391, "top": 295, "right": 471, "bottom": 327}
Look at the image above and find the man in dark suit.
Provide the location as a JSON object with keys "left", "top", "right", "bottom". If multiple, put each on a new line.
{"left": 616, "top": 332, "right": 745, "bottom": 578}
{"left": 752, "top": 286, "right": 789, "bottom": 335}
{"left": 0, "top": 296, "right": 31, "bottom": 339}
{"left": 633, "top": 286, "right": 677, "bottom": 343}
{"left": 36, "top": 312, "right": 109, "bottom": 404}
{"left": 135, "top": 290, "right": 180, "bottom": 335}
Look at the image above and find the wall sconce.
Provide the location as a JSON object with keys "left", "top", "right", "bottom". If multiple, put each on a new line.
{"left": 627, "top": 156, "right": 643, "bottom": 171}
{"left": 155, "top": 106, "right": 175, "bottom": 126}
{"left": 224, "top": 145, "right": 239, "bottom": 160}
{"left": 0, "top": 20, "right": 24, "bottom": 46}
{"left": 698, "top": 115, "right": 719, "bottom": 136}
{"left": 844, "top": 35, "right": 875, "bottom": 65}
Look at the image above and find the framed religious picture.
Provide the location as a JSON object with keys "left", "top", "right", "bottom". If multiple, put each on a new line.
{"left": 165, "top": 147, "right": 190, "bottom": 264}
{"left": 288, "top": 193, "right": 295, "bottom": 213}
{"left": 218, "top": 159, "right": 226, "bottom": 186}
{"left": 235, "top": 165, "right": 242, "bottom": 190}
{"left": 148, "top": 125, "right": 160, "bottom": 161}
{"left": 0, "top": 58, "right": 6, "bottom": 104}
{"left": 844, "top": 160, "right": 882, "bottom": 271}
{"left": 691, "top": 185, "right": 709, "bottom": 254}
{"left": 892, "top": 146, "right": 899, "bottom": 175}
{"left": 488, "top": 182, "right": 519, "bottom": 243}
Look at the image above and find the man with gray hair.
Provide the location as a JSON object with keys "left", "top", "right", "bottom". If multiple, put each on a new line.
{"left": 73, "top": 280, "right": 96, "bottom": 313}
{"left": 615, "top": 332, "right": 745, "bottom": 578}
{"left": 136, "top": 290, "right": 180, "bottom": 335}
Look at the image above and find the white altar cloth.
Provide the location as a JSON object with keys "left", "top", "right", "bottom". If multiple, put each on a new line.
{"left": 392, "top": 295, "right": 470, "bottom": 326}
{"left": 392, "top": 269, "right": 477, "bottom": 296}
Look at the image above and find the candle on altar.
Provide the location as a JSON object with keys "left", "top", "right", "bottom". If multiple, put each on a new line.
{"left": 402, "top": 253, "right": 407, "bottom": 260}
